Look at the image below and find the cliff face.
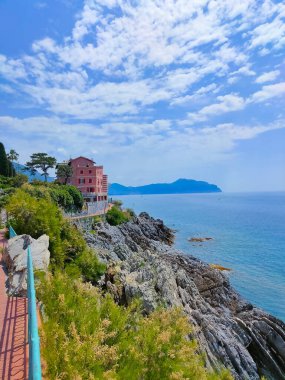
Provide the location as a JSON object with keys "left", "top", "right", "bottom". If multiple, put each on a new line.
{"left": 84, "top": 213, "right": 285, "bottom": 380}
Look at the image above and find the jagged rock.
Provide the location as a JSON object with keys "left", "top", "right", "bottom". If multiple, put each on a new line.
{"left": 3, "top": 234, "right": 50, "bottom": 296}
{"left": 85, "top": 212, "right": 285, "bottom": 380}
{"left": 189, "top": 237, "right": 213, "bottom": 242}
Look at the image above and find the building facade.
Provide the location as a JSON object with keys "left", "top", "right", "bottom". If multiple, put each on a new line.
{"left": 57, "top": 156, "right": 108, "bottom": 203}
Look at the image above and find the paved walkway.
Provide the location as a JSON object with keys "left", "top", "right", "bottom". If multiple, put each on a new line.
{"left": 0, "top": 230, "right": 28, "bottom": 380}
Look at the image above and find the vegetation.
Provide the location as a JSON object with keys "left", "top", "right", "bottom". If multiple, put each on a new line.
{"left": 0, "top": 174, "right": 28, "bottom": 210}
{"left": 26, "top": 152, "right": 57, "bottom": 182}
{"left": 22, "top": 182, "right": 83, "bottom": 212}
{"left": 106, "top": 205, "right": 131, "bottom": 226}
{"left": 0, "top": 142, "right": 15, "bottom": 177}
{"left": 6, "top": 188, "right": 104, "bottom": 280}
{"left": 1, "top": 157, "right": 232, "bottom": 379}
{"left": 56, "top": 163, "right": 73, "bottom": 184}
{"left": 7, "top": 149, "right": 19, "bottom": 164}
{"left": 38, "top": 271, "right": 232, "bottom": 380}
{"left": 106, "top": 201, "right": 135, "bottom": 226}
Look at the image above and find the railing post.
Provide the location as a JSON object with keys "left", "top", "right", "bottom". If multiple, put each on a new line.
{"left": 27, "top": 246, "right": 42, "bottom": 380}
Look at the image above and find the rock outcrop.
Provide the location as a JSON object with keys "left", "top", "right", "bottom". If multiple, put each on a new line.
{"left": 85, "top": 213, "right": 285, "bottom": 380}
{"left": 3, "top": 234, "right": 50, "bottom": 296}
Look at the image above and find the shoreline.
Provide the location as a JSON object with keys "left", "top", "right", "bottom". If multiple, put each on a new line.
{"left": 83, "top": 212, "right": 285, "bottom": 379}
{"left": 112, "top": 192, "right": 285, "bottom": 323}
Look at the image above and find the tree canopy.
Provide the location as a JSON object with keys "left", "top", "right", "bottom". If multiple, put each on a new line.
{"left": 56, "top": 164, "right": 73, "bottom": 184}
{"left": 7, "top": 149, "right": 19, "bottom": 163}
{"left": 26, "top": 153, "right": 56, "bottom": 182}
{"left": 0, "top": 142, "right": 15, "bottom": 177}
{"left": 0, "top": 142, "right": 9, "bottom": 177}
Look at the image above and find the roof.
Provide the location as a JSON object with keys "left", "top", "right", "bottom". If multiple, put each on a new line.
{"left": 69, "top": 156, "right": 96, "bottom": 164}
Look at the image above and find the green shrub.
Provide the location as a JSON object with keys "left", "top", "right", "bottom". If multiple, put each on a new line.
{"left": 106, "top": 206, "right": 131, "bottom": 226}
{"left": 6, "top": 189, "right": 105, "bottom": 281}
{"left": 22, "top": 182, "right": 83, "bottom": 212}
{"left": 125, "top": 207, "right": 136, "bottom": 218}
{"left": 38, "top": 272, "right": 232, "bottom": 380}
{"left": 6, "top": 189, "right": 64, "bottom": 265}
{"left": 113, "top": 199, "right": 123, "bottom": 208}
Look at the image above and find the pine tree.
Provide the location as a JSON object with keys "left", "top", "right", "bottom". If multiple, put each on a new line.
{"left": 26, "top": 153, "right": 57, "bottom": 182}
{"left": 0, "top": 142, "right": 9, "bottom": 177}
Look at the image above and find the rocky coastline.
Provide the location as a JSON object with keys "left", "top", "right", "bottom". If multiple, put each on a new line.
{"left": 84, "top": 212, "right": 285, "bottom": 380}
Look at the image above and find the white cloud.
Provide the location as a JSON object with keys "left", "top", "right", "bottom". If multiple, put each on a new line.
{"left": 250, "top": 82, "right": 285, "bottom": 103}
{"left": 255, "top": 70, "right": 280, "bottom": 83}
{"left": 249, "top": 15, "right": 285, "bottom": 50}
{"left": 185, "top": 94, "right": 245, "bottom": 125}
{"left": 2, "top": 115, "right": 283, "bottom": 177}
{"left": 1, "top": 0, "right": 284, "bottom": 122}
{"left": 0, "top": 0, "right": 285, "bottom": 190}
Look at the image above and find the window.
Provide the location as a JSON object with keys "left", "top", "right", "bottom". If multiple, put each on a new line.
{"left": 89, "top": 170, "right": 92, "bottom": 174}
{"left": 80, "top": 170, "right": 83, "bottom": 174}
{"left": 79, "top": 178, "right": 85, "bottom": 184}
{"left": 89, "top": 178, "right": 92, "bottom": 183}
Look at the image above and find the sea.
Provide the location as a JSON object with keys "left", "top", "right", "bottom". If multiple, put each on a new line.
{"left": 113, "top": 192, "right": 285, "bottom": 322}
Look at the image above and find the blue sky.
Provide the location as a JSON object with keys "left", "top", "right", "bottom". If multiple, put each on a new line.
{"left": 0, "top": 0, "right": 285, "bottom": 191}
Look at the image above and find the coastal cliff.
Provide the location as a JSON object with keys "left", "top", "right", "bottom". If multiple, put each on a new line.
{"left": 84, "top": 212, "right": 285, "bottom": 380}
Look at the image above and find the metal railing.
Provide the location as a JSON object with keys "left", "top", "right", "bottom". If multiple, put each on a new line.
{"left": 9, "top": 226, "right": 42, "bottom": 380}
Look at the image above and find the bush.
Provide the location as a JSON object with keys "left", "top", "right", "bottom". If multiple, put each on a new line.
{"left": 6, "top": 189, "right": 64, "bottom": 265}
{"left": 24, "top": 182, "right": 83, "bottom": 212}
{"left": 113, "top": 199, "right": 123, "bottom": 208}
{"left": 106, "top": 206, "right": 131, "bottom": 226}
{"left": 6, "top": 189, "right": 105, "bottom": 281}
{"left": 125, "top": 207, "right": 136, "bottom": 218}
{"left": 0, "top": 174, "right": 28, "bottom": 189}
{"left": 38, "top": 272, "right": 232, "bottom": 380}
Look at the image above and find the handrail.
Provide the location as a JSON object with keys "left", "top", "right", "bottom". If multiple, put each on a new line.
{"left": 27, "top": 245, "right": 42, "bottom": 380}
{"left": 9, "top": 225, "right": 17, "bottom": 238}
{"left": 9, "top": 227, "right": 42, "bottom": 380}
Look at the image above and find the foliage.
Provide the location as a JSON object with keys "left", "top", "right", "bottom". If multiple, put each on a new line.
{"left": 7, "top": 149, "right": 19, "bottom": 163}
{"left": 6, "top": 189, "right": 104, "bottom": 281}
{"left": 56, "top": 163, "right": 73, "bottom": 184}
{"left": 64, "top": 185, "right": 84, "bottom": 211}
{"left": 22, "top": 182, "right": 83, "bottom": 212}
{"left": 0, "top": 174, "right": 28, "bottom": 189}
{"left": 0, "top": 142, "right": 15, "bottom": 177}
{"left": 0, "top": 174, "right": 28, "bottom": 210}
{"left": 0, "top": 142, "right": 9, "bottom": 177}
{"left": 38, "top": 271, "right": 232, "bottom": 380}
{"left": 125, "top": 207, "right": 136, "bottom": 218}
{"left": 26, "top": 152, "right": 57, "bottom": 182}
{"left": 93, "top": 215, "right": 102, "bottom": 224}
{"left": 106, "top": 205, "right": 131, "bottom": 226}
{"left": 113, "top": 199, "right": 123, "bottom": 207}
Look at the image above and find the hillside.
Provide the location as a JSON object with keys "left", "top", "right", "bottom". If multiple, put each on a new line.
{"left": 109, "top": 178, "right": 221, "bottom": 195}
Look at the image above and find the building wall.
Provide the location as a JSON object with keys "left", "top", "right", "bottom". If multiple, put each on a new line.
{"left": 58, "top": 157, "right": 108, "bottom": 201}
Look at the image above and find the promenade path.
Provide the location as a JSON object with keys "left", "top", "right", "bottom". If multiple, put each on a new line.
{"left": 0, "top": 229, "right": 28, "bottom": 380}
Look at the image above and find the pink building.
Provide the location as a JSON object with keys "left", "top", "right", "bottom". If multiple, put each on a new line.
{"left": 57, "top": 156, "right": 108, "bottom": 203}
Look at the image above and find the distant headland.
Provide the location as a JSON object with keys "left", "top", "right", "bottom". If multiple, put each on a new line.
{"left": 109, "top": 178, "right": 222, "bottom": 195}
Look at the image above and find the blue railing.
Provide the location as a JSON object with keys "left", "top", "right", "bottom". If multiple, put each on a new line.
{"left": 9, "top": 225, "right": 17, "bottom": 238}
{"left": 9, "top": 226, "right": 42, "bottom": 380}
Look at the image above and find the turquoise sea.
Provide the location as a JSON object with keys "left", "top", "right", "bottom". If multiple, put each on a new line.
{"left": 114, "top": 192, "right": 285, "bottom": 322}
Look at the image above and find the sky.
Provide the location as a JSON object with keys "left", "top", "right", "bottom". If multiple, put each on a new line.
{"left": 0, "top": 0, "right": 285, "bottom": 191}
